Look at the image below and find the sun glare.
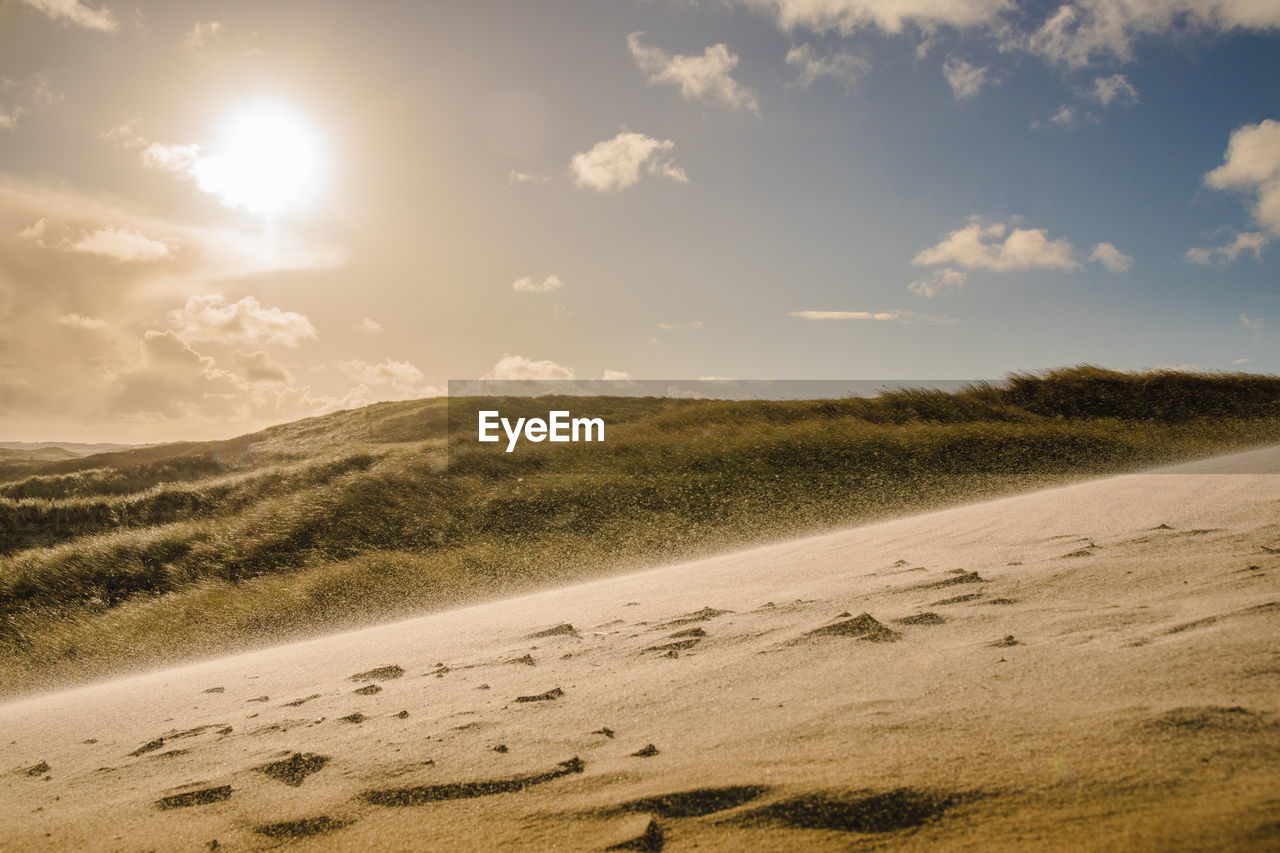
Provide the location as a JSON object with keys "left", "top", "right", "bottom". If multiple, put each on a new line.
{"left": 194, "top": 103, "right": 325, "bottom": 215}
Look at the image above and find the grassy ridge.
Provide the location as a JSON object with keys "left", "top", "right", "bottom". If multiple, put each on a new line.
{"left": 2, "top": 366, "right": 1278, "bottom": 695}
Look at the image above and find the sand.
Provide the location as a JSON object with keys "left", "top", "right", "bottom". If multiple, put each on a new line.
{"left": 2, "top": 446, "right": 1278, "bottom": 851}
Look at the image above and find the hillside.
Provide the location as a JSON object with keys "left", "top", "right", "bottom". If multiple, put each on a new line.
{"left": 1, "top": 366, "right": 1279, "bottom": 696}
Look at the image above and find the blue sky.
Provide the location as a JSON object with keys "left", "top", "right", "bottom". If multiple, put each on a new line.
{"left": 0, "top": 0, "right": 1277, "bottom": 440}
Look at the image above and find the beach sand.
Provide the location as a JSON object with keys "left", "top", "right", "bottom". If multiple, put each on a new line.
{"left": 2, "top": 446, "right": 1277, "bottom": 851}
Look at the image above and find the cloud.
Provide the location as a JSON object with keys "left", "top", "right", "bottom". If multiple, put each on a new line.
{"left": 68, "top": 227, "right": 170, "bottom": 262}
{"left": 1, "top": 74, "right": 62, "bottom": 131}
{"left": 168, "top": 294, "right": 317, "bottom": 348}
{"left": 1049, "top": 104, "right": 1077, "bottom": 129}
{"left": 1240, "top": 313, "right": 1263, "bottom": 341}
{"left": 570, "top": 132, "right": 688, "bottom": 192}
{"left": 1233, "top": 357, "right": 1252, "bottom": 365}
{"left": 627, "top": 32, "right": 759, "bottom": 113}
{"left": 1186, "top": 231, "right": 1269, "bottom": 265}
{"left": 233, "top": 350, "right": 292, "bottom": 384}
{"left": 602, "top": 369, "right": 633, "bottom": 381}
{"left": 942, "top": 58, "right": 989, "bottom": 99}
{"left": 509, "top": 169, "right": 551, "bottom": 185}
{"left": 908, "top": 267, "right": 967, "bottom": 297}
{"left": 656, "top": 320, "right": 704, "bottom": 333}
{"left": 56, "top": 313, "right": 107, "bottom": 330}
{"left": 789, "top": 309, "right": 955, "bottom": 324}
{"left": 512, "top": 274, "right": 566, "bottom": 293}
{"left": 184, "top": 20, "right": 222, "bottom": 53}
{"left": 335, "top": 358, "right": 436, "bottom": 400}
{"left": 482, "top": 354, "right": 576, "bottom": 380}
{"left": 1088, "top": 242, "right": 1133, "bottom": 271}
{"left": 785, "top": 44, "right": 868, "bottom": 92}
{"left": 735, "top": 0, "right": 1010, "bottom": 36}
{"left": 110, "top": 331, "right": 250, "bottom": 420}
{"left": 1026, "top": 0, "right": 1280, "bottom": 68}
{"left": 912, "top": 217, "right": 1081, "bottom": 272}
{"left": 19, "top": 0, "right": 117, "bottom": 32}
{"left": 1092, "top": 73, "right": 1137, "bottom": 106}
{"left": 358, "top": 317, "right": 383, "bottom": 333}
{"left": 1204, "top": 119, "right": 1280, "bottom": 237}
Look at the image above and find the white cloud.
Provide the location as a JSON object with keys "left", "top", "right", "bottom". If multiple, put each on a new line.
{"left": 1092, "top": 73, "right": 1137, "bottom": 106}
{"left": 785, "top": 44, "right": 868, "bottom": 92}
{"left": 358, "top": 317, "right": 383, "bottom": 333}
{"left": 0, "top": 107, "right": 23, "bottom": 129}
{"left": 789, "top": 309, "right": 955, "bottom": 324}
{"left": 69, "top": 227, "right": 170, "bottom": 262}
{"left": 570, "top": 132, "right": 688, "bottom": 192}
{"left": 56, "top": 313, "right": 107, "bottom": 330}
{"left": 512, "top": 274, "right": 566, "bottom": 293}
{"left": 19, "top": 0, "right": 117, "bottom": 32}
{"left": 627, "top": 32, "right": 759, "bottom": 114}
{"left": 1240, "top": 313, "right": 1263, "bottom": 341}
{"left": 1049, "top": 104, "right": 1077, "bottom": 129}
{"left": 656, "top": 320, "right": 704, "bottom": 333}
{"left": 509, "top": 169, "right": 551, "bottom": 185}
{"left": 736, "top": 0, "right": 1010, "bottom": 36}
{"left": 942, "top": 58, "right": 989, "bottom": 99}
{"left": 335, "top": 358, "right": 434, "bottom": 400}
{"left": 1233, "top": 357, "right": 1252, "bottom": 365}
{"left": 482, "top": 354, "right": 576, "bottom": 380}
{"left": 1088, "top": 241, "right": 1133, "bottom": 271}
{"left": 1186, "top": 231, "right": 1270, "bottom": 265}
{"left": 602, "top": 369, "right": 633, "bottom": 380}
{"left": 168, "top": 294, "right": 317, "bottom": 348}
{"left": 912, "top": 217, "right": 1081, "bottom": 272}
{"left": 184, "top": 20, "right": 222, "bottom": 53}
{"left": 1204, "top": 119, "right": 1280, "bottom": 237}
{"left": 1026, "top": 0, "right": 1280, "bottom": 68}
{"left": 908, "top": 267, "right": 967, "bottom": 297}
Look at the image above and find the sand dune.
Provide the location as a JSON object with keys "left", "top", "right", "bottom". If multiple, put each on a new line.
{"left": 2, "top": 447, "right": 1278, "bottom": 851}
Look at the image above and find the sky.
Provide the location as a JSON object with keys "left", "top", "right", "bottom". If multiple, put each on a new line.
{"left": 0, "top": 0, "right": 1278, "bottom": 442}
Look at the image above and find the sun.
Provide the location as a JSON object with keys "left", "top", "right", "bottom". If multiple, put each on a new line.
{"left": 194, "top": 102, "right": 325, "bottom": 215}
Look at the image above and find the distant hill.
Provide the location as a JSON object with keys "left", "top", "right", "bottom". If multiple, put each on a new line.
{"left": 1, "top": 366, "right": 1278, "bottom": 695}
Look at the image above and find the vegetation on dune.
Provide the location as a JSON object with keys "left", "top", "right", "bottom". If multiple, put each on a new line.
{"left": 1, "top": 366, "right": 1278, "bottom": 695}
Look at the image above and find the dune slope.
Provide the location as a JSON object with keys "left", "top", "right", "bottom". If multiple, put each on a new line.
{"left": 2, "top": 446, "right": 1278, "bottom": 851}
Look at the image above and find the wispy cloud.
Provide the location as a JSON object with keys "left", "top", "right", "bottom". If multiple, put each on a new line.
{"left": 513, "top": 274, "right": 566, "bottom": 293}
{"left": 1092, "top": 73, "right": 1137, "bottom": 106}
{"left": 627, "top": 32, "right": 759, "bottom": 114}
{"left": 785, "top": 44, "right": 868, "bottom": 92}
{"left": 183, "top": 20, "right": 222, "bottom": 53}
{"left": 19, "top": 0, "right": 117, "bottom": 32}
{"left": 1186, "top": 231, "right": 1269, "bottom": 265}
{"left": 789, "top": 309, "right": 955, "bottom": 324}
{"left": 570, "top": 131, "right": 688, "bottom": 192}
{"left": 908, "top": 267, "right": 967, "bottom": 297}
{"left": 942, "top": 58, "right": 989, "bottom": 100}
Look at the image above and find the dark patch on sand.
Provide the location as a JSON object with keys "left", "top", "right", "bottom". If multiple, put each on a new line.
{"left": 612, "top": 786, "right": 770, "bottom": 818}
{"left": 202, "top": 687, "right": 224, "bottom": 694}
{"left": 991, "top": 635, "right": 1020, "bottom": 647}
{"left": 156, "top": 785, "right": 232, "bottom": 810}
{"left": 516, "top": 687, "right": 564, "bottom": 703}
{"left": 631, "top": 744, "right": 660, "bottom": 757}
{"left": 284, "top": 694, "right": 321, "bottom": 707}
{"left": 732, "top": 788, "right": 963, "bottom": 833}
{"left": 255, "top": 816, "right": 352, "bottom": 839}
{"left": 915, "top": 572, "right": 985, "bottom": 591}
{"left": 804, "top": 613, "right": 900, "bottom": 642}
{"left": 933, "top": 593, "right": 983, "bottom": 605}
{"left": 894, "top": 612, "right": 945, "bottom": 626}
{"left": 354, "top": 684, "right": 382, "bottom": 696}
{"left": 668, "top": 627, "right": 706, "bottom": 639}
{"left": 530, "top": 623, "right": 578, "bottom": 639}
{"left": 509, "top": 654, "right": 537, "bottom": 666}
{"left": 663, "top": 607, "right": 733, "bottom": 627}
{"left": 645, "top": 639, "right": 702, "bottom": 653}
{"left": 130, "top": 738, "right": 166, "bottom": 757}
{"left": 1147, "top": 706, "right": 1276, "bottom": 733}
{"left": 21, "top": 761, "right": 49, "bottom": 776}
{"left": 349, "top": 665, "right": 404, "bottom": 682}
{"left": 256, "top": 753, "right": 329, "bottom": 787}
{"left": 339, "top": 713, "right": 366, "bottom": 724}
{"left": 360, "top": 757, "right": 584, "bottom": 805}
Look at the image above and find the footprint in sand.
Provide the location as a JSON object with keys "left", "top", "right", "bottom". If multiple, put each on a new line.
{"left": 156, "top": 785, "right": 232, "bottom": 810}
{"left": 256, "top": 752, "right": 329, "bottom": 787}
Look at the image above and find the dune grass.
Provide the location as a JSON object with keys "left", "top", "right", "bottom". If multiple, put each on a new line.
{"left": 1, "top": 366, "right": 1278, "bottom": 696}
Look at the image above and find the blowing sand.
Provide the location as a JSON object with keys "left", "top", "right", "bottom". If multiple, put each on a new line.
{"left": 2, "top": 447, "right": 1278, "bottom": 851}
